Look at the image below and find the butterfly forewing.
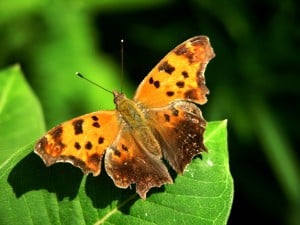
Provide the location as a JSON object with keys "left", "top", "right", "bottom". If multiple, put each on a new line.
{"left": 134, "top": 36, "right": 215, "bottom": 107}
{"left": 35, "top": 111, "right": 120, "bottom": 175}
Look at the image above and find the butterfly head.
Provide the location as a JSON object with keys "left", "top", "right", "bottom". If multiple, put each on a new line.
{"left": 113, "top": 91, "right": 126, "bottom": 105}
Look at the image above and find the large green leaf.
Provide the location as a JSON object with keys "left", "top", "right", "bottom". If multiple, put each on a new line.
{"left": 0, "top": 66, "right": 233, "bottom": 225}
{"left": 0, "top": 65, "right": 45, "bottom": 163}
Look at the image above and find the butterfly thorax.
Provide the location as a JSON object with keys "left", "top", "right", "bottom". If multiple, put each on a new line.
{"left": 113, "top": 91, "right": 162, "bottom": 156}
{"left": 113, "top": 91, "right": 143, "bottom": 126}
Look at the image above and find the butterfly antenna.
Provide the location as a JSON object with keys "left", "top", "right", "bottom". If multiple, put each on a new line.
{"left": 120, "top": 39, "right": 124, "bottom": 94}
{"left": 76, "top": 72, "right": 113, "bottom": 94}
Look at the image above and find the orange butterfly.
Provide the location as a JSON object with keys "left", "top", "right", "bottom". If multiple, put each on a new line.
{"left": 35, "top": 36, "right": 215, "bottom": 199}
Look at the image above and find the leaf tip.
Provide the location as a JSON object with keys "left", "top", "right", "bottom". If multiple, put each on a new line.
{"left": 12, "top": 63, "right": 21, "bottom": 72}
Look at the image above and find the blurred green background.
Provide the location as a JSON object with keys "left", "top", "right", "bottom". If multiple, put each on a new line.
{"left": 0, "top": 0, "right": 299, "bottom": 224}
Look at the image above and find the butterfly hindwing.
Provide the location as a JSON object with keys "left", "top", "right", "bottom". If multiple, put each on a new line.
{"left": 104, "top": 126, "right": 172, "bottom": 199}
{"left": 147, "top": 101, "right": 207, "bottom": 174}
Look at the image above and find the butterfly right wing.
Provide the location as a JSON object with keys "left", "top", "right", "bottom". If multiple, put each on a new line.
{"left": 34, "top": 111, "right": 120, "bottom": 176}
{"left": 146, "top": 101, "right": 207, "bottom": 174}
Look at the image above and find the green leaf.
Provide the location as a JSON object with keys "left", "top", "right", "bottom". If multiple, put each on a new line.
{"left": 0, "top": 66, "right": 233, "bottom": 224}
{"left": 0, "top": 65, "right": 45, "bottom": 164}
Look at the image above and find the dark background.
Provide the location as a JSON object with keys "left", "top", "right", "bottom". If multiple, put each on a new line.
{"left": 1, "top": 0, "right": 299, "bottom": 224}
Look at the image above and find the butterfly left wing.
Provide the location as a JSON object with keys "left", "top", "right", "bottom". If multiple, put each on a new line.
{"left": 134, "top": 36, "right": 215, "bottom": 107}
{"left": 35, "top": 111, "right": 120, "bottom": 176}
{"left": 104, "top": 126, "right": 173, "bottom": 199}
{"left": 146, "top": 100, "right": 207, "bottom": 174}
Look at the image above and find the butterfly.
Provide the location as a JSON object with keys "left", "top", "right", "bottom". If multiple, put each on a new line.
{"left": 34, "top": 36, "right": 215, "bottom": 199}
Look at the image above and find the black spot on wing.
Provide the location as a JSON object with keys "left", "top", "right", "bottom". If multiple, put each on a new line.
{"left": 184, "top": 89, "right": 199, "bottom": 100}
{"left": 114, "top": 149, "right": 121, "bottom": 157}
{"left": 85, "top": 141, "right": 93, "bottom": 150}
{"left": 49, "top": 126, "right": 63, "bottom": 140}
{"left": 92, "top": 122, "right": 100, "bottom": 128}
{"left": 164, "top": 114, "right": 170, "bottom": 122}
{"left": 182, "top": 71, "right": 189, "bottom": 78}
{"left": 174, "top": 45, "right": 188, "bottom": 55}
{"left": 158, "top": 61, "right": 175, "bottom": 74}
{"left": 98, "top": 137, "right": 104, "bottom": 144}
{"left": 166, "top": 91, "right": 174, "bottom": 97}
{"left": 88, "top": 153, "right": 102, "bottom": 169}
{"left": 121, "top": 144, "right": 128, "bottom": 151}
{"left": 72, "top": 119, "right": 84, "bottom": 135}
{"left": 74, "top": 142, "right": 81, "bottom": 150}
{"left": 153, "top": 80, "right": 160, "bottom": 88}
{"left": 174, "top": 44, "right": 194, "bottom": 63}
{"left": 49, "top": 126, "right": 65, "bottom": 150}
{"left": 91, "top": 116, "right": 99, "bottom": 121}
{"left": 176, "top": 81, "right": 185, "bottom": 88}
{"left": 149, "top": 77, "right": 153, "bottom": 84}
